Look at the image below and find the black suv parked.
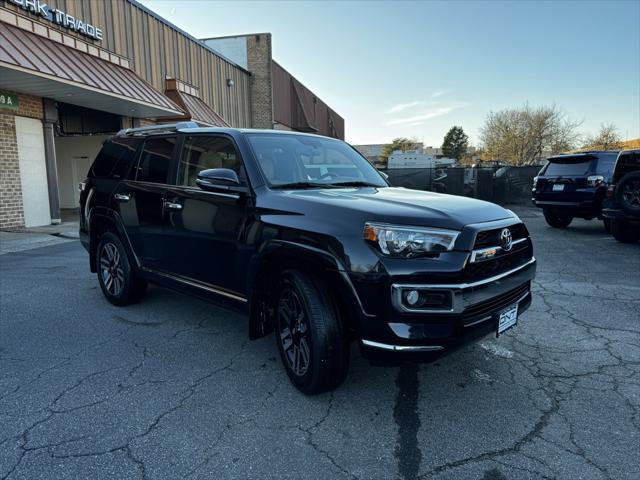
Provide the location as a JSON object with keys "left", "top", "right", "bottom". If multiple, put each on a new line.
{"left": 80, "top": 123, "right": 536, "bottom": 394}
{"left": 602, "top": 149, "right": 640, "bottom": 243}
{"left": 532, "top": 151, "right": 618, "bottom": 229}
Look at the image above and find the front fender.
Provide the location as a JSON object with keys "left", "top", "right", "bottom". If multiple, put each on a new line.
{"left": 247, "top": 239, "right": 373, "bottom": 340}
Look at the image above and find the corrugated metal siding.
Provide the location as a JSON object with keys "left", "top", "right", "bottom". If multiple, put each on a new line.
{"left": 1, "top": 0, "right": 251, "bottom": 127}
{"left": 272, "top": 61, "right": 344, "bottom": 139}
{"left": 272, "top": 61, "right": 293, "bottom": 127}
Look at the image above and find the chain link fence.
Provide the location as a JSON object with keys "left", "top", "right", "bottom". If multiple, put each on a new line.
{"left": 382, "top": 166, "right": 542, "bottom": 204}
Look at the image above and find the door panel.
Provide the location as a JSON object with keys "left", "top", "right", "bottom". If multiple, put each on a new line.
{"left": 115, "top": 136, "right": 177, "bottom": 270}
{"left": 115, "top": 181, "right": 167, "bottom": 269}
{"left": 15, "top": 116, "right": 50, "bottom": 227}
{"left": 163, "top": 187, "right": 247, "bottom": 294}
{"left": 162, "top": 135, "right": 248, "bottom": 296}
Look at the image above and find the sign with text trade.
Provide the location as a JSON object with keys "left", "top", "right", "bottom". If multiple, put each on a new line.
{"left": 0, "top": 91, "right": 19, "bottom": 110}
{"left": 4, "top": 0, "right": 103, "bottom": 41}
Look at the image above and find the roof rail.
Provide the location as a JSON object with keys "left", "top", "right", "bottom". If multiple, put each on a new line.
{"left": 116, "top": 121, "right": 199, "bottom": 136}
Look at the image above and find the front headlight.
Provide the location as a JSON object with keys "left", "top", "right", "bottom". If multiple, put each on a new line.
{"left": 363, "top": 222, "right": 459, "bottom": 257}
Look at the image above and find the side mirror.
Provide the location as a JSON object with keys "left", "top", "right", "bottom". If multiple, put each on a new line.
{"left": 196, "top": 168, "right": 246, "bottom": 194}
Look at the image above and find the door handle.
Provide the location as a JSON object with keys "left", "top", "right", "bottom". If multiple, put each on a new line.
{"left": 163, "top": 201, "right": 182, "bottom": 211}
{"left": 114, "top": 193, "right": 130, "bottom": 202}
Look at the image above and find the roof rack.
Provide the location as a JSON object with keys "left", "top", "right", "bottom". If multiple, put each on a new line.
{"left": 116, "top": 121, "right": 199, "bottom": 137}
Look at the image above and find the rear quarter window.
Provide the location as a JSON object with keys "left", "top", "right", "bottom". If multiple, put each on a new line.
{"left": 593, "top": 153, "right": 618, "bottom": 176}
{"left": 613, "top": 151, "right": 640, "bottom": 182}
{"left": 91, "top": 138, "right": 142, "bottom": 179}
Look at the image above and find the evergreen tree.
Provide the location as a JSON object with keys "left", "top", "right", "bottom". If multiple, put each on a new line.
{"left": 442, "top": 126, "right": 469, "bottom": 161}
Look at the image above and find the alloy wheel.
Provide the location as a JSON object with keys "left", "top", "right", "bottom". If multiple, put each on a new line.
{"left": 100, "top": 242, "right": 124, "bottom": 296}
{"left": 278, "top": 287, "right": 311, "bottom": 376}
{"left": 622, "top": 180, "right": 640, "bottom": 207}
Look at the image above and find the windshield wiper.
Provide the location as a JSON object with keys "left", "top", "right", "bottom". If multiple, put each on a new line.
{"left": 329, "top": 181, "right": 382, "bottom": 188}
{"left": 272, "top": 181, "right": 382, "bottom": 190}
{"left": 271, "top": 181, "right": 337, "bottom": 190}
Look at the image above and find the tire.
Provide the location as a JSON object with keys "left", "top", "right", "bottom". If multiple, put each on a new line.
{"left": 96, "top": 232, "right": 147, "bottom": 306}
{"left": 274, "top": 270, "right": 349, "bottom": 394}
{"left": 610, "top": 219, "right": 640, "bottom": 244}
{"left": 603, "top": 218, "right": 611, "bottom": 233}
{"left": 615, "top": 171, "right": 640, "bottom": 217}
{"left": 543, "top": 209, "right": 573, "bottom": 228}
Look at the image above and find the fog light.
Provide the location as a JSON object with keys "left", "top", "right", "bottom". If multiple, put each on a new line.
{"left": 406, "top": 290, "right": 420, "bottom": 306}
{"left": 396, "top": 287, "right": 454, "bottom": 311}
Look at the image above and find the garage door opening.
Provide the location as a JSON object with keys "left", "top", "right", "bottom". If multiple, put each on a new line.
{"left": 54, "top": 103, "right": 120, "bottom": 212}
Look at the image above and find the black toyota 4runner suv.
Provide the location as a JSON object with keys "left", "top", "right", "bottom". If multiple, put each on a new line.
{"left": 532, "top": 151, "right": 618, "bottom": 229}
{"left": 602, "top": 149, "right": 640, "bottom": 243}
{"left": 80, "top": 123, "right": 536, "bottom": 394}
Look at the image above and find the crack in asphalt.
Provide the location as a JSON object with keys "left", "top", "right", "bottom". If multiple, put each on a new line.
{"left": 415, "top": 280, "right": 639, "bottom": 479}
{"left": 1, "top": 216, "right": 638, "bottom": 480}
{"left": 0, "top": 338, "right": 250, "bottom": 480}
{"left": 295, "top": 392, "right": 361, "bottom": 480}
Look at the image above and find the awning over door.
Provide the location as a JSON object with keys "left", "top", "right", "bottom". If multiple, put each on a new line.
{"left": 164, "top": 78, "right": 230, "bottom": 127}
{"left": 0, "top": 22, "right": 184, "bottom": 118}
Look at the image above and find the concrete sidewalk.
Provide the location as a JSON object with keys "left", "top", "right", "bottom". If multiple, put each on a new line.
{"left": 0, "top": 217, "right": 79, "bottom": 255}
{"left": 0, "top": 231, "right": 76, "bottom": 255}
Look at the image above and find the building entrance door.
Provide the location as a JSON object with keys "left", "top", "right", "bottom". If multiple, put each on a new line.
{"left": 15, "top": 116, "right": 50, "bottom": 227}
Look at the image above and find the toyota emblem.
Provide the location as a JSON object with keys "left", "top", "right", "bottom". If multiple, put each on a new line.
{"left": 500, "top": 228, "right": 513, "bottom": 251}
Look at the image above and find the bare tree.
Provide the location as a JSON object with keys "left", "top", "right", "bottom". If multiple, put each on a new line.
{"left": 479, "top": 104, "right": 582, "bottom": 165}
{"left": 583, "top": 123, "right": 623, "bottom": 150}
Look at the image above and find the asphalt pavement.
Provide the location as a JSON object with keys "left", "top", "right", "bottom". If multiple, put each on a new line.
{"left": 1, "top": 207, "right": 639, "bottom": 479}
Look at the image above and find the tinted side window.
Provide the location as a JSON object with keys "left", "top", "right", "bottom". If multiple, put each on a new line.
{"left": 91, "top": 138, "right": 141, "bottom": 179}
{"left": 177, "top": 136, "right": 244, "bottom": 187}
{"left": 134, "top": 137, "right": 177, "bottom": 183}
{"left": 593, "top": 153, "right": 618, "bottom": 176}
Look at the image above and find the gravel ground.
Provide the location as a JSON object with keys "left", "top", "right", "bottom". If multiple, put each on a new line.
{"left": 1, "top": 207, "right": 639, "bottom": 479}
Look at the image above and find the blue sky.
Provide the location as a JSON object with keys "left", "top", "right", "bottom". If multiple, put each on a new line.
{"left": 139, "top": 0, "right": 640, "bottom": 146}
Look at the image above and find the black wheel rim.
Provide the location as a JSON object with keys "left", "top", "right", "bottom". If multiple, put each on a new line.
{"left": 277, "top": 287, "right": 311, "bottom": 377}
{"left": 100, "top": 242, "right": 124, "bottom": 296}
{"left": 622, "top": 180, "right": 640, "bottom": 207}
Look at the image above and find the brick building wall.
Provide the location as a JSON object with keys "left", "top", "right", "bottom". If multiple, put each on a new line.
{"left": 246, "top": 34, "right": 273, "bottom": 129}
{"left": 0, "top": 92, "right": 43, "bottom": 229}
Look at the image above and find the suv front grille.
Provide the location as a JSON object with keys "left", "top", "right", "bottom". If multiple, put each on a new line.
{"left": 465, "top": 246, "right": 532, "bottom": 282}
{"left": 462, "top": 282, "right": 530, "bottom": 324}
{"left": 473, "top": 223, "right": 528, "bottom": 249}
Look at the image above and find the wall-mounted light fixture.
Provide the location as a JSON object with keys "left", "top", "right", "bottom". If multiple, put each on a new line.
{"left": 227, "top": 78, "right": 234, "bottom": 87}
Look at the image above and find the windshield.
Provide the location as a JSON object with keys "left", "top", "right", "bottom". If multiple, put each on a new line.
{"left": 247, "top": 133, "right": 387, "bottom": 188}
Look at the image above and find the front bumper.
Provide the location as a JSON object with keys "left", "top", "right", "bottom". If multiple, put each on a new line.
{"left": 359, "top": 257, "right": 536, "bottom": 354}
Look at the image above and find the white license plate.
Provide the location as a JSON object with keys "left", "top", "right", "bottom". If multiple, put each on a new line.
{"left": 497, "top": 304, "right": 518, "bottom": 336}
{"left": 552, "top": 184, "right": 564, "bottom": 191}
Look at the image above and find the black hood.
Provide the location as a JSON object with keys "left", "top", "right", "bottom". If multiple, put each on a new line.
{"left": 260, "top": 186, "right": 515, "bottom": 231}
